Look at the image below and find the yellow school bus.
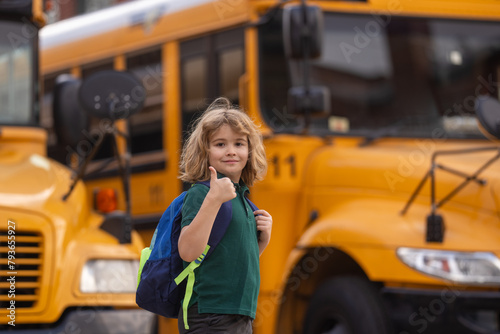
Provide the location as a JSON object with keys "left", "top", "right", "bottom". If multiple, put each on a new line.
{"left": 41, "top": 0, "right": 500, "bottom": 333}
{"left": 0, "top": 1, "right": 155, "bottom": 332}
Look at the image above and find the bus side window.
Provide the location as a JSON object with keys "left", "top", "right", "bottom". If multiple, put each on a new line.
{"left": 215, "top": 28, "right": 245, "bottom": 106}
{"left": 181, "top": 36, "right": 209, "bottom": 143}
{"left": 180, "top": 27, "right": 244, "bottom": 144}
{"left": 218, "top": 47, "right": 244, "bottom": 104}
{"left": 126, "top": 49, "right": 163, "bottom": 156}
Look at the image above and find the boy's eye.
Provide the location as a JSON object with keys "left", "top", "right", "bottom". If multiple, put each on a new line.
{"left": 215, "top": 143, "right": 225, "bottom": 147}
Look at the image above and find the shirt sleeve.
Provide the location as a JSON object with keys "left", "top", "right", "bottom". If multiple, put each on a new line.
{"left": 181, "top": 183, "right": 210, "bottom": 229}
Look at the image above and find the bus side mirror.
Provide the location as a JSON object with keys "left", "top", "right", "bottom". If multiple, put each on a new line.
{"left": 288, "top": 86, "right": 330, "bottom": 117}
{"left": 79, "top": 70, "right": 145, "bottom": 120}
{"left": 53, "top": 74, "right": 89, "bottom": 150}
{"left": 283, "top": 5, "right": 329, "bottom": 120}
{"left": 475, "top": 95, "right": 500, "bottom": 140}
{"left": 283, "top": 4, "right": 323, "bottom": 59}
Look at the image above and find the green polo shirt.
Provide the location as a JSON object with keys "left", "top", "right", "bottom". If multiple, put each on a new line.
{"left": 181, "top": 176, "right": 260, "bottom": 318}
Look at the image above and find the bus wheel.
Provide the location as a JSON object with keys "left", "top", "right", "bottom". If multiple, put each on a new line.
{"left": 302, "top": 276, "right": 391, "bottom": 334}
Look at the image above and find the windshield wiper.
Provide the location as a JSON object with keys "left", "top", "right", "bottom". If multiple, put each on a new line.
{"left": 359, "top": 115, "right": 440, "bottom": 146}
{"left": 358, "top": 119, "right": 407, "bottom": 146}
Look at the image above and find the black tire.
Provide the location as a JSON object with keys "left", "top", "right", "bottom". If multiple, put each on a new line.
{"left": 303, "top": 276, "right": 392, "bottom": 334}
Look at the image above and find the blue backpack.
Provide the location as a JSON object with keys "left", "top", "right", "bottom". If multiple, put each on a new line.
{"left": 135, "top": 181, "right": 258, "bottom": 330}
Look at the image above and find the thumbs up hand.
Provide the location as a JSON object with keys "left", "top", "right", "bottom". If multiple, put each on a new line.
{"left": 207, "top": 166, "right": 237, "bottom": 204}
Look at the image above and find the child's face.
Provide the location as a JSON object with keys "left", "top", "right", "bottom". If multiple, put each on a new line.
{"left": 208, "top": 124, "right": 249, "bottom": 183}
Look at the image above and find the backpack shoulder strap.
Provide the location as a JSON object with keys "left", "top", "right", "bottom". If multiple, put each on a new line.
{"left": 244, "top": 196, "right": 259, "bottom": 212}
{"left": 244, "top": 195, "right": 262, "bottom": 239}
{"left": 149, "top": 191, "right": 187, "bottom": 259}
{"left": 194, "top": 180, "right": 232, "bottom": 259}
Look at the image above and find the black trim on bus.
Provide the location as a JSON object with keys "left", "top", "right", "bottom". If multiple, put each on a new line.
{"left": 0, "top": 1, "right": 33, "bottom": 18}
{"left": 132, "top": 214, "right": 162, "bottom": 230}
{"left": 382, "top": 287, "right": 500, "bottom": 334}
{"left": 83, "top": 158, "right": 166, "bottom": 181}
{"left": 0, "top": 307, "right": 155, "bottom": 333}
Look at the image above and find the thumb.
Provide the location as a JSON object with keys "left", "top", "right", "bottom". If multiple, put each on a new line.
{"left": 209, "top": 166, "right": 217, "bottom": 181}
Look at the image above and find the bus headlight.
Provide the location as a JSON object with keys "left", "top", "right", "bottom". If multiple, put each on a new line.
{"left": 397, "top": 247, "right": 500, "bottom": 285}
{"left": 80, "top": 259, "right": 139, "bottom": 293}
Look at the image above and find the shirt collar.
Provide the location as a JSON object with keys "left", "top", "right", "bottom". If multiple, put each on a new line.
{"left": 216, "top": 172, "right": 249, "bottom": 194}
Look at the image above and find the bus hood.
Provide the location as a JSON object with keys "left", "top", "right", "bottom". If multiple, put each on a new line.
{"left": 0, "top": 149, "right": 121, "bottom": 252}
{"left": 300, "top": 138, "right": 500, "bottom": 251}
{"left": 0, "top": 149, "right": 75, "bottom": 211}
{"left": 306, "top": 139, "right": 500, "bottom": 216}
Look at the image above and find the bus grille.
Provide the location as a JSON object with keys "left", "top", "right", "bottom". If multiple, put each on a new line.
{"left": 0, "top": 230, "right": 43, "bottom": 309}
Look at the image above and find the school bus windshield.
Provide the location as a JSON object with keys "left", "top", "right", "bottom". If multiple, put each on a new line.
{"left": 259, "top": 11, "right": 500, "bottom": 139}
{"left": 0, "top": 20, "right": 35, "bottom": 125}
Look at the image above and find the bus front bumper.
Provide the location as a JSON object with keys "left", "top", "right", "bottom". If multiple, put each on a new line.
{"left": 382, "top": 287, "right": 500, "bottom": 334}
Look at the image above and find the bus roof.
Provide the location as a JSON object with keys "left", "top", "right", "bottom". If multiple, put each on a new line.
{"left": 40, "top": 0, "right": 253, "bottom": 72}
{"left": 41, "top": 0, "right": 222, "bottom": 50}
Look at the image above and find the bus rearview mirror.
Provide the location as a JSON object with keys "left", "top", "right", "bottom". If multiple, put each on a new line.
{"left": 475, "top": 95, "right": 500, "bottom": 140}
{"left": 288, "top": 86, "right": 330, "bottom": 117}
{"left": 283, "top": 4, "right": 323, "bottom": 59}
{"left": 53, "top": 74, "right": 89, "bottom": 150}
{"left": 79, "top": 70, "right": 145, "bottom": 120}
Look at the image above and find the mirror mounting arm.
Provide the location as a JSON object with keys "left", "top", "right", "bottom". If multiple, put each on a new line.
{"left": 299, "top": 0, "right": 312, "bottom": 133}
{"left": 58, "top": 70, "right": 144, "bottom": 245}
{"left": 401, "top": 146, "right": 500, "bottom": 243}
{"left": 110, "top": 128, "right": 133, "bottom": 244}
{"left": 62, "top": 125, "right": 115, "bottom": 201}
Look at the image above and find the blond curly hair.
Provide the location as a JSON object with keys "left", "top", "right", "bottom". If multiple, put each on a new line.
{"left": 179, "top": 97, "right": 267, "bottom": 186}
